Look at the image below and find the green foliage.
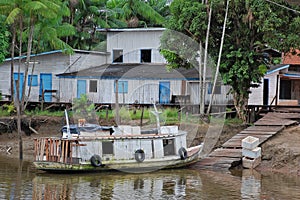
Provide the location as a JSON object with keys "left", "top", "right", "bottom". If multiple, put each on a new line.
{"left": 2, "top": 103, "right": 16, "bottom": 116}
{"left": 72, "top": 94, "right": 97, "bottom": 120}
{"left": 161, "top": 0, "right": 300, "bottom": 121}
{"left": 107, "top": 0, "right": 165, "bottom": 27}
{"left": 0, "top": 0, "right": 75, "bottom": 55}
{"left": 118, "top": 106, "right": 131, "bottom": 121}
{"left": 25, "top": 108, "right": 65, "bottom": 117}
{"left": 0, "top": 15, "right": 9, "bottom": 63}
{"left": 224, "top": 117, "right": 243, "bottom": 126}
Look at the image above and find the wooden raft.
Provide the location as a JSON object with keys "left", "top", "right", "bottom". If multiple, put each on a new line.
{"left": 192, "top": 112, "right": 300, "bottom": 170}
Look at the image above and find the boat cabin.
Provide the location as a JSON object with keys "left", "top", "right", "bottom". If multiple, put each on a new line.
{"left": 34, "top": 124, "right": 189, "bottom": 169}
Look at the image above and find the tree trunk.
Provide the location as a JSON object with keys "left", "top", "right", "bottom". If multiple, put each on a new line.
{"left": 201, "top": 2, "right": 212, "bottom": 114}
{"left": 199, "top": 41, "right": 203, "bottom": 113}
{"left": 21, "top": 18, "right": 35, "bottom": 112}
{"left": 17, "top": 16, "right": 23, "bottom": 160}
{"left": 10, "top": 24, "right": 16, "bottom": 102}
{"left": 207, "top": 0, "right": 229, "bottom": 114}
{"left": 233, "top": 91, "right": 248, "bottom": 123}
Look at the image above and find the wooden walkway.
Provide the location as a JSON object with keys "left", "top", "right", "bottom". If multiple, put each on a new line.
{"left": 192, "top": 112, "right": 300, "bottom": 170}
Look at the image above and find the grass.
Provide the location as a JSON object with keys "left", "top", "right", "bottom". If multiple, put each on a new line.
{"left": 25, "top": 109, "right": 65, "bottom": 117}
{"left": 0, "top": 103, "right": 243, "bottom": 127}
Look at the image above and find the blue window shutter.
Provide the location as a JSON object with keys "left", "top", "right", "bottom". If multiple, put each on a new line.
{"left": 28, "top": 75, "right": 38, "bottom": 86}
{"left": 114, "top": 81, "right": 128, "bottom": 93}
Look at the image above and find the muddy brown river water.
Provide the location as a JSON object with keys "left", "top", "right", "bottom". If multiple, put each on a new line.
{"left": 0, "top": 155, "right": 300, "bottom": 200}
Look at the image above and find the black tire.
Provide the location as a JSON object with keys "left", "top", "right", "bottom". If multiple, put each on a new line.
{"left": 135, "top": 149, "right": 145, "bottom": 163}
{"left": 178, "top": 147, "right": 187, "bottom": 160}
{"left": 90, "top": 154, "right": 102, "bottom": 167}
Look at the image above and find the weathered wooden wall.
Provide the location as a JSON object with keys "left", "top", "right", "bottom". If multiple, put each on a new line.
{"left": 0, "top": 52, "right": 69, "bottom": 102}
{"left": 248, "top": 71, "right": 279, "bottom": 105}
{"left": 59, "top": 78, "right": 184, "bottom": 104}
{"left": 107, "top": 29, "right": 166, "bottom": 63}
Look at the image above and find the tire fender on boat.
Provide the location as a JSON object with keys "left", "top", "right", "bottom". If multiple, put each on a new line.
{"left": 90, "top": 154, "right": 102, "bottom": 167}
{"left": 134, "top": 149, "right": 145, "bottom": 162}
{"left": 178, "top": 147, "right": 188, "bottom": 160}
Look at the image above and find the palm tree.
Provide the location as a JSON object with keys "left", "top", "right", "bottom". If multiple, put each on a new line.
{"left": 107, "top": 0, "right": 165, "bottom": 27}
{"left": 68, "top": 0, "right": 121, "bottom": 50}
{"left": 0, "top": 0, "right": 74, "bottom": 159}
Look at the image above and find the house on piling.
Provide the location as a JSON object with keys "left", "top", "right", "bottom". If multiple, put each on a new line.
{"left": 248, "top": 49, "right": 300, "bottom": 106}
{"left": 57, "top": 28, "right": 232, "bottom": 107}
{"left": 0, "top": 28, "right": 232, "bottom": 108}
{"left": 0, "top": 50, "right": 108, "bottom": 102}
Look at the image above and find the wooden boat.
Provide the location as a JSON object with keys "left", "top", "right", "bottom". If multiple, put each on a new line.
{"left": 33, "top": 106, "right": 202, "bottom": 173}
{"left": 33, "top": 122, "right": 203, "bottom": 173}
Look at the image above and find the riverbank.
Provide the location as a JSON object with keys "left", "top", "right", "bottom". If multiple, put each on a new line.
{"left": 257, "top": 125, "right": 300, "bottom": 175}
{"left": 0, "top": 116, "right": 299, "bottom": 175}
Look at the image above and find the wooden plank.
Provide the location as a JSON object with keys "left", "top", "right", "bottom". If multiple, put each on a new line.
{"left": 209, "top": 148, "right": 242, "bottom": 158}
{"left": 231, "top": 134, "right": 272, "bottom": 139}
{"left": 61, "top": 140, "right": 65, "bottom": 163}
{"left": 254, "top": 119, "right": 297, "bottom": 126}
{"left": 69, "top": 141, "right": 72, "bottom": 164}
{"left": 222, "top": 141, "right": 242, "bottom": 148}
{"left": 57, "top": 140, "right": 61, "bottom": 162}
{"left": 265, "top": 112, "right": 300, "bottom": 119}
{"left": 240, "top": 130, "right": 277, "bottom": 135}
{"left": 245, "top": 126, "right": 283, "bottom": 132}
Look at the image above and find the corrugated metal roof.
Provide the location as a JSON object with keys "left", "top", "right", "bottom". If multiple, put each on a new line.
{"left": 97, "top": 27, "right": 166, "bottom": 32}
{"left": 266, "top": 64, "right": 289, "bottom": 75}
{"left": 4, "top": 50, "right": 63, "bottom": 62}
{"left": 282, "top": 73, "right": 300, "bottom": 79}
{"left": 57, "top": 63, "right": 210, "bottom": 80}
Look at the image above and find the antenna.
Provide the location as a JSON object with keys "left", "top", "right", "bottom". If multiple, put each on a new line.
{"left": 64, "top": 109, "right": 71, "bottom": 139}
{"left": 151, "top": 102, "right": 162, "bottom": 134}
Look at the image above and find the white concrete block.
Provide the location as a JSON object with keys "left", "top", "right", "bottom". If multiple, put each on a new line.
{"left": 242, "top": 157, "right": 261, "bottom": 169}
{"left": 242, "top": 147, "right": 261, "bottom": 159}
{"left": 242, "top": 136, "right": 259, "bottom": 150}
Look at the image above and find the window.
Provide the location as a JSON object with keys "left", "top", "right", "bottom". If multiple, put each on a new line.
{"left": 163, "top": 139, "right": 175, "bottom": 156}
{"left": 28, "top": 75, "right": 38, "bottom": 86}
{"left": 102, "top": 141, "right": 114, "bottom": 154}
{"left": 207, "top": 82, "right": 221, "bottom": 94}
{"left": 114, "top": 81, "right": 128, "bottom": 93}
{"left": 89, "top": 80, "right": 97, "bottom": 93}
{"left": 113, "top": 49, "right": 123, "bottom": 63}
{"left": 141, "top": 49, "right": 151, "bottom": 63}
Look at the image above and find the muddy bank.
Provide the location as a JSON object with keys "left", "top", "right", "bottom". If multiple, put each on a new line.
{"left": 257, "top": 125, "right": 300, "bottom": 175}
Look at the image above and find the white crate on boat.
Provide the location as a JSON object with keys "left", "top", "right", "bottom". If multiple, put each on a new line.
{"left": 131, "top": 126, "right": 141, "bottom": 135}
{"left": 242, "top": 147, "right": 261, "bottom": 159}
{"left": 160, "top": 126, "right": 178, "bottom": 134}
{"left": 242, "top": 136, "right": 259, "bottom": 150}
{"left": 119, "top": 125, "right": 132, "bottom": 134}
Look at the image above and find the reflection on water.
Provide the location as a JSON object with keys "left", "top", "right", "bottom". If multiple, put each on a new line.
{"left": 32, "top": 170, "right": 203, "bottom": 199}
{"left": 0, "top": 155, "right": 300, "bottom": 199}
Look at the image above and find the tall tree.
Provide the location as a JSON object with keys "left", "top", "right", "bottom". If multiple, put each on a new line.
{"left": 161, "top": 0, "right": 300, "bottom": 122}
{"left": 0, "top": 0, "right": 75, "bottom": 159}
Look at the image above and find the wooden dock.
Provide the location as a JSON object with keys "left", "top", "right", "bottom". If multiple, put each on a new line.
{"left": 192, "top": 112, "right": 300, "bottom": 170}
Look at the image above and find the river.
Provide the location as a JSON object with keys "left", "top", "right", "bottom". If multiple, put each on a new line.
{"left": 1, "top": 156, "right": 300, "bottom": 200}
